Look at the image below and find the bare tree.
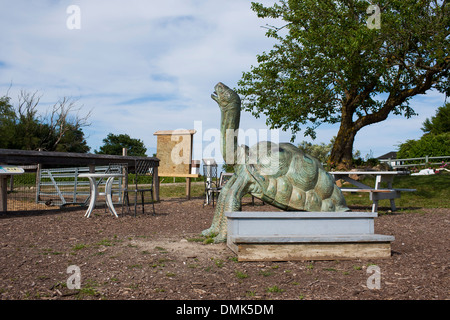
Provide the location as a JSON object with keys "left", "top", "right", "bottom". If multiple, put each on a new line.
{"left": 14, "top": 90, "right": 91, "bottom": 152}
{"left": 45, "top": 96, "right": 92, "bottom": 150}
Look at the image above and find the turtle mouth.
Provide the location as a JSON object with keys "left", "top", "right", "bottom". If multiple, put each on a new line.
{"left": 211, "top": 91, "right": 219, "bottom": 102}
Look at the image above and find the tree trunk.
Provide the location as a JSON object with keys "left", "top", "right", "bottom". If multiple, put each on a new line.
{"left": 328, "top": 121, "right": 357, "bottom": 168}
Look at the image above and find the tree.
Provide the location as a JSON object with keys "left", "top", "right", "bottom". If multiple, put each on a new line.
{"left": 421, "top": 102, "right": 450, "bottom": 135}
{"left": 0, "top": 96, "right": 16, "bottom": 148}
{"left": 237, "top": 0, "right": 449, "bottom": 166}
{"left": 398, "top": 103, "right": 450, "bottom": 158}
{"left": 0, "top": 91, "right": 91, "bottom": 152}
{"left": 298, "top": 140, "right": 333, "bottom": 163}
{"left": 95, "top": 133, "right": 147, "bottom": 156}
{"left": 397, "top": 132, "right": 450, "bottom": 158}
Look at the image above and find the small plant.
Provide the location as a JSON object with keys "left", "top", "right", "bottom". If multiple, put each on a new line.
{"left": 259, "top": 270, "right": 273, "bottom": 277}
{"left": 41, "top": 248, "right": 63, "bottom": 255}
{"left": 266, "top": 285, "right": 284, "bottom": 293}
{"left": 78, "top": 279, "right": 101, "bottom": 298}
{"left": 187, "top": 237, "right": 205, "bottom": 243}
{"left": 235, "top": 271, "right": 249, "bottom": 279}
{"left": 155, "top": 246, "right": 168, "bottom": 253}
{"left": 215, "top": 259, "right": 224, "bottom": 268}
{"left": 72, "top": 244, "right": 88, "bottom": 251}
{"left": 246, "top": 290, "right": 256, "bottom": 297}
{"left": 96, "top": 239, "right": 113, "bottom": 247}
{"left": 323, "top": 268, "right": 337, "bottom": 272}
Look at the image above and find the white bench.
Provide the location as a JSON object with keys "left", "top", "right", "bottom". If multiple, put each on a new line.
{"left": 340, "top": 188, "right": 416, "bottom": 211}
{"left": 330, "top": 171, "right": 416, "bottom": 212}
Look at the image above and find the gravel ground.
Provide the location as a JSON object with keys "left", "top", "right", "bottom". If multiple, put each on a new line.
{"left": 0, "top": 197, "right": 448, "bottom": 303}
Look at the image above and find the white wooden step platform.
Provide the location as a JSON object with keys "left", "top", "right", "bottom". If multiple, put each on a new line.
{"left": 226, "top": 212, "right": 394, "bottom": 261}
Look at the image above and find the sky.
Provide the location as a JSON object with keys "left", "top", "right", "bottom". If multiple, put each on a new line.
{"left": 0, "top": 0, "right": 447, "bottom": 165}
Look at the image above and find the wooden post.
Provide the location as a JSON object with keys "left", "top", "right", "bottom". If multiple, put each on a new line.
{"left": 122, "top": 148, "right": 128, "bottom": 202}
{"left": 35, "top": 148, "right": 42, "bottom": 203}
{"left": 153, "top": 165, "right": 160, "bottom": 202}
{"left": 0, "top": 176, "right": 7, "bottom": 212}
{"left": 186, "top": 177, "right": 191, "bottom": 200}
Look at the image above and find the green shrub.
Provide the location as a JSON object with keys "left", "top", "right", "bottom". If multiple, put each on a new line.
{"left": 397, "top": 132, "right": 450, "bottom": 159}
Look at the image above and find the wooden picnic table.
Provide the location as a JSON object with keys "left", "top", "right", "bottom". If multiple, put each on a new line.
{"left": 329, "top": 171, "right": 416, "bottom": 212}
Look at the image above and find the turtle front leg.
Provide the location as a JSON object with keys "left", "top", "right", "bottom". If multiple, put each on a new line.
{"left": 201, "top": 175, "right": 237, "bottom": 238}
{"left": 203, "top": 174, "right": 249, "bottom": 243}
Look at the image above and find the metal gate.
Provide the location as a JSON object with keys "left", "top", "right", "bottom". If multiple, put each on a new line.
{"left": 37, "top": 166, "right": 124, "bottom": 207}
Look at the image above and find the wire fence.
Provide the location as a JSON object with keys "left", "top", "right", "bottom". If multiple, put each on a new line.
{"left": 5, "top": 167, "right": 51, "bottom": 212}
{"left": 4, "top": 165, "right": 154, "bottom": 212}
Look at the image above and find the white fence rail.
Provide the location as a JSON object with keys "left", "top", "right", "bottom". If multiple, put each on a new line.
{"left": 379, "top": 155, "right": 450, "bottom": 169}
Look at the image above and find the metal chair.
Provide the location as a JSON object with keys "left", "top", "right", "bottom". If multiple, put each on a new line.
{"left": 123, "top": 159, "right": 156, "bottom": 216}
{"left": 202, "top": 159, "right": 221, "bottom": 207}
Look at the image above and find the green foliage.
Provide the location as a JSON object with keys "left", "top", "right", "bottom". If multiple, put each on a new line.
{"left": 397, "top": 132, "right": 450, "bottom": 159}
{"left": 421, "top": 102, "right": 450, "bottom": 135}
{"left": 298, "top": 139, "right": 333, "bottom": 163}
{"left": 398, "top": 103, "right": 450, "bottom": 158}
{"left": 0, "top": 92, "right": 90, "bottom": 152}
{"left": 95, "top": 133, "right": 147, "bottom": 156}
{"left": 238, "top": 0, "right": 449, "bottom": 164}
{"left": 0, "top": 96, "right": 16, "bottom": 148}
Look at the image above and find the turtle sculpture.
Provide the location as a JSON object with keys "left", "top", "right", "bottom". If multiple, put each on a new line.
{"left": 202, "top": 82, "right": 350, "bottom": 242}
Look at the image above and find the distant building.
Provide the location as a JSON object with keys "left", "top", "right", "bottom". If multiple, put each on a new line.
{"left": 377, "top": 151, "right": 403, "bottom": 168}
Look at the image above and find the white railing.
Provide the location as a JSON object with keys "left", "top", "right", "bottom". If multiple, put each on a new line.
{"left": 379, "top": 155, "right": 450, "bottom": 169}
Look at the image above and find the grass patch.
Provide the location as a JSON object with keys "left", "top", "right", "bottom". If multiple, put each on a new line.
{"left": 235, "top": 271, "right": 249, "bottom": 279}
{"left": 259, "top": 270, "right": 273, "bottom": 277}
{"left": 187, "top": 233, "right": 217, "bottom": 245}
{"left": 266, "top": 285, "right": 284, "bottom": 293}
{"left": 155, "top": 246, "right": 168, "bottom": 254}
{"left": 72, "top": 244, "right": 88, "bottom": 251}
{"left": 41, "top": 248, "right": 63, "bottom": 255}
{"left": 159, "top": 183, "right": 205, "bottom": 198}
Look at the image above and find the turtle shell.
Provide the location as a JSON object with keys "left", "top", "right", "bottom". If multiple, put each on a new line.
{"left": 247, "top": 141, "right": 348, "bottom": 212}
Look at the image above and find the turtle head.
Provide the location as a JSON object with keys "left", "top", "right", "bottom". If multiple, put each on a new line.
{"left": 211, "top": 82, "right": 241, "bottom": 111}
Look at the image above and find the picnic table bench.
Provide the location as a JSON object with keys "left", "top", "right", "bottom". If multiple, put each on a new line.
{"left": 329, "top": 171, "right": 416, "bottom": 212}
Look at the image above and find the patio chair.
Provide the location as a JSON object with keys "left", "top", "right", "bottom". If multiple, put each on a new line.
{"left": 123, "top": 159, "right": 156, "bottom": 216}
{"left": 203, "top": 159, "right": 221, "bottom": 207}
